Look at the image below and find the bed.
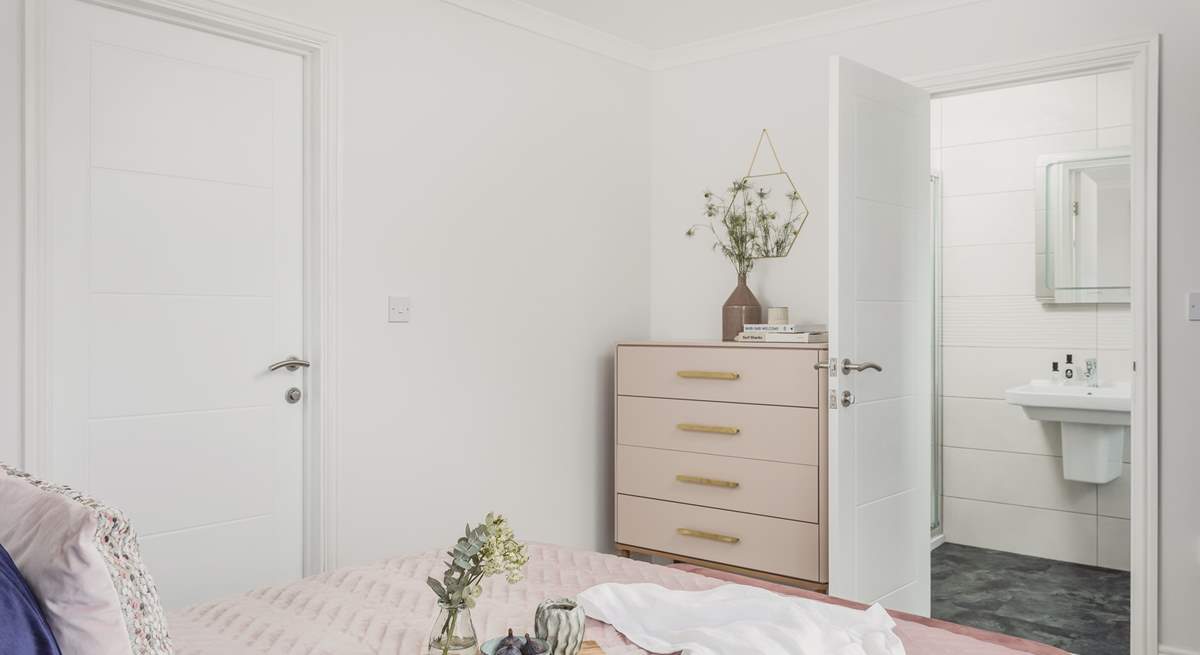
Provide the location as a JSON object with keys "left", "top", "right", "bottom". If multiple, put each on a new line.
{"left": 1, "top": 464, "right": 1066, "bottom": 655}
{"left": 167, "top": 543, "right": 1067, "bottom": 655}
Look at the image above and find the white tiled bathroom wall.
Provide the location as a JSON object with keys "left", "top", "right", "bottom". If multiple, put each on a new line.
{"left": 934, "top": 72, "right": 1133, "bottom": 570}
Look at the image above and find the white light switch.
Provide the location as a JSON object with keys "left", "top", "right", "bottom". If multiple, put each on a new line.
{"left": 1190, "top": 292, "right": 1200, "bottom": 321}
{"left": 388, "top": 296, "right": 411, "bottom": 323}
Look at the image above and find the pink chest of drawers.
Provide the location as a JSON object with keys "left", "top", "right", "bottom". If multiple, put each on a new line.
{"left": 614, "top": 341, "right": 830, "bottom": 589}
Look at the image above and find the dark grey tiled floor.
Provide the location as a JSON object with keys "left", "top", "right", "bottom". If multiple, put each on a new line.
{"left": 932, "top": 543, "right": 1129, "bottom": 655}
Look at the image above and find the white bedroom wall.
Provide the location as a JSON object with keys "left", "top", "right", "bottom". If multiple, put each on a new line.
{"left": 0, "top": 0, "right": 651, "bottom": 565}
{"left": 649, "top": 76, "right": 828, "bottom": 339}
{"left": 932, "top": 75, "right": 1133, "bottom": 570}
{"left": 647, "top": 1, "right": 1200, "bottom": 651}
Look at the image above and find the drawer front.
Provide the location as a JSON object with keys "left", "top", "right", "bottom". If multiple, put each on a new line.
{"left": 616, "top": 495, "right": 820, "bottom": 581}
{"left": 617, "top": 446, "right": 817, "bottom": 522}
{"left": 617, "top": 346, "right": 820, "bottom": 407}
{"left": 617, "top": 396, "right": 818, "bottom": 465}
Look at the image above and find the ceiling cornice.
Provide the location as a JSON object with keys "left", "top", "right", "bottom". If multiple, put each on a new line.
{"left": 441, "top": 0, "right": 985, "bottom": 71}
{"left": 440, "top": 0, "right": 654, "bottom": 69}
{"left": 652, "top": 0, "right": 985, "bottom": 69}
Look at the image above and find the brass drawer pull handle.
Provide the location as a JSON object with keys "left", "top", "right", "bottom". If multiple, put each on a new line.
{"left": 676, "top": 528, "right": 740, "bottom": 544}
{"left": 675, "top": 474, "right": 740, "bottom": 489}
{"left": 676, "top": 370, "right": 740, "bottom": 381}
{"left": 676, "top": 423, "right": 740, "bottom": 435}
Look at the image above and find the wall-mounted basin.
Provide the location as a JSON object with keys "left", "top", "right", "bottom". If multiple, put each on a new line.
{"left": 1005, "top": 381, "right": 1130, "bottom": 484}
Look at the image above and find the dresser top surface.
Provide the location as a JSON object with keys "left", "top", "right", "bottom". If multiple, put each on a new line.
{"left": 618, "top": 340, "right": 828, "bottom": 351}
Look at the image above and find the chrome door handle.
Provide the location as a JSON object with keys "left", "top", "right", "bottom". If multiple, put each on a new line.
{"left": 268, "top": 356, "right": 311, "bottom": 372}
{"left": 841, "top": 358, "right": 882, "bottom": 374}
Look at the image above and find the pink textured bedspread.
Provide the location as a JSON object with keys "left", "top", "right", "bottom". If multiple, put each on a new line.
{"left": 168, "top": 543, "right": 1065, "bottom": 654}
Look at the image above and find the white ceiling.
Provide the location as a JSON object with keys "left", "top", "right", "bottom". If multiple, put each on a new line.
{"left": 517, "top": 0, "right": 875, "bottom": 50}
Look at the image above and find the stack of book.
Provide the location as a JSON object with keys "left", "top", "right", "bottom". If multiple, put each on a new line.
{"left": 735, "top": 323, "right": 828, "bottom": 343}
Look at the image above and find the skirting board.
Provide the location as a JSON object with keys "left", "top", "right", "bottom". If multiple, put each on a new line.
{"left": 931, "top": 532, "right": 946, "bottom": 550}
{"left": 1160, "top": 647, "right": 1200, "bottom": 655}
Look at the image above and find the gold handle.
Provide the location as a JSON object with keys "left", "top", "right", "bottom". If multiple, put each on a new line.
{"left": 676, "top": 423, "right": 740, "bottom": 435}
{"left": 675, "top": 474, "right": 740, "bottom": 489}
{"left": 676, "top": 528, "right": 740, "bottom": 544}
{"left": 676, "top": 370, "right": 740, "bottom": 381}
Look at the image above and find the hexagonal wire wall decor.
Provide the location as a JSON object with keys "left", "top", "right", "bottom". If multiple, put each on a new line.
{"left": 724, "top": 129, "right": 810, "bottom": 260}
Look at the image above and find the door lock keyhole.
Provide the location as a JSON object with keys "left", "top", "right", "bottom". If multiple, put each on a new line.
{"left": 285, "top": 387, "right": 303, "bottom": 404}
{"left": 841, "top": 390, "right": 855, "bottom": 408}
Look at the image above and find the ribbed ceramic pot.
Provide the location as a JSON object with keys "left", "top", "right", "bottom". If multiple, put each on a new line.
{"left": 722, "top": 273, "right": 762, "bottom": 341}
{"left": 534, "top": 598, "right": 586, "bottom": 655}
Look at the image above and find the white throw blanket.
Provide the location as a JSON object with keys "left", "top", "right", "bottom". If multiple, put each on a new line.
{"left": 578, "top": 582, "right": 907, "bottom": 655}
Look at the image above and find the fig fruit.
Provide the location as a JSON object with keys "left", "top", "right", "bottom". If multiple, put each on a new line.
{"left": 499, "top": 629, "right": 520, "bottom": 647}
{"left": 496, "top": 646, "right": 522, "bottom": 655}
{"left": 520, "top": 634, "right": 548, "bottom": 655}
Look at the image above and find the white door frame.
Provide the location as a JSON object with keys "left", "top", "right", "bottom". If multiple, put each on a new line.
{"left": 906, "top": 35, "right": 1160, "bottom": 655}
{"left": 22, "top": 0, "right": 342, "bottom": 576}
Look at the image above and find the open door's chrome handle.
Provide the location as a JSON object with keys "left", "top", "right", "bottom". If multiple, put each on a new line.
{"left": 841, "top": 359, "right": 882, "bottom": 374}
{"left": 268, "top": 356, "right": 311, "bottom": 372}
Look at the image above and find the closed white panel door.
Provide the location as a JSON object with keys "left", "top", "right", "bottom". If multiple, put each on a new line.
{"left": 827, "top": 57, "right": 932, "bottom": 615}
{"left": 44, "top": 0, "right": 304, "bottom": 608}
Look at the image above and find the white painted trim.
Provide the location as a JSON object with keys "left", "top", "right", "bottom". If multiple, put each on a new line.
{"left": 910, "top": 36, "right": 1160, "bottom": 655}
{"left": 440, "top": 0, "right": 652, "bottom": 69}
{"left": 1131, "top": 36, "right": 1160, "bottom": 655}
{"left": 438, "top": 0, "right": 982, "bottom": 71}
{"left": 907, "top": 35, "right": 1153, "bottom": 97}
{"left": 930, "top": 532, "right": 945, "bottom": 550}
{"left": 1160, "top": 647, "right": 1200, "bottom": 655}
{"left": 22, "top": 0, "right": 342, "bottom": 575}
{"left": 22, "top": 0, "right": 48, "bottom": 477}
{"left": 652, "top": 0, "right": 982, "bottom": 70}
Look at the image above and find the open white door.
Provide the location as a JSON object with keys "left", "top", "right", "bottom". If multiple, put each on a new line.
{"left": 827, "top": 57, "right": 932, "bottom": 615}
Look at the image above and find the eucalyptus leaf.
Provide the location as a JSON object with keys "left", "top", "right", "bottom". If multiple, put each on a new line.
{"left": 426, "top": 577, "right": 448, "bottom": 601}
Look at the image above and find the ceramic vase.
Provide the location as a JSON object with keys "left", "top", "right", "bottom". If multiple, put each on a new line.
{"left": 722, "top": 273, "right": 762, "bottom": 341}
{"left": 534, "top": 598, "right": 586, "bottom": 655}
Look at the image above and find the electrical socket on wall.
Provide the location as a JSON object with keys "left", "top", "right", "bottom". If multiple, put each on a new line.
{"left": 388, "top": 296, "right": 411, "bottom": 323}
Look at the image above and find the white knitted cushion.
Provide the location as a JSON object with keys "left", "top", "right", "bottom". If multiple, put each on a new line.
{"left": 0, "top": 464, "right": 172, "bottom": 655}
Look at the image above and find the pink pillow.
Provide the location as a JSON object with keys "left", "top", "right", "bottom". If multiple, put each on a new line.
{"left": 0, "top": 464, "right": 172, "bottom": 655}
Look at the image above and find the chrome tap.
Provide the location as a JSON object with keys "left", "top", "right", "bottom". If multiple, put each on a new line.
{"left": 1084, "top": 357, "right": 1099, "bottom": 387}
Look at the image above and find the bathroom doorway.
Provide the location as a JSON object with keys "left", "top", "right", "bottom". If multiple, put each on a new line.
{"left": 918, "top": 38, "right": 1158, "bottom": 655}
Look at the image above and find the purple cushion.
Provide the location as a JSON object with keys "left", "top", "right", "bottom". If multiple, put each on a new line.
{"left": 0, "top": 542, "right": 62, "bottom": 655}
